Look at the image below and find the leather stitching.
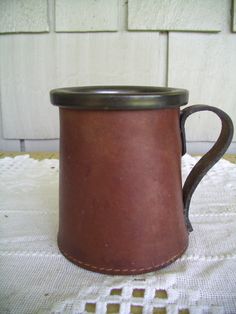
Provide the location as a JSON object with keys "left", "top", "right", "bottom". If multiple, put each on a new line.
{"left": 58, "top": 243, "right": 188, "bottom": 273}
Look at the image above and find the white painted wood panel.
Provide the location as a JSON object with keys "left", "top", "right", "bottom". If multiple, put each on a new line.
{"left": 0, "top": 32, "right": 161, "bottom": 139}
{"left": 128, "top": 0, "right": 223, "bottom": 32}
{"left": 168, "top": 32, "right": 236, "bottom": 142}
{"left": 55, "top": 32, "right": 161, "bottom": 86}
{"left": 0, "top": 34, "right": 59, "bottom": 139}
{"left": 0, "top": 138, "right": 20, "bottom": 151}
{"left": 233, "top": 0, "right": 236, "bottom": 32}
{"left": 0, "top": 131, "right": 20, "bottom": 151}
{"left": 25, "top": 140, "right": 59, "bottom": 152}
{"left": 0, "top": 0, "right": 49, "bottom": 33}
{"left": 186, "top": 141, "right": 236, "bottom": 155}
{"left": 55, "top": 0, "right": 118, "bottom": 32}
{"left": 0, "top": 104, "right": 20, "bottom": 151}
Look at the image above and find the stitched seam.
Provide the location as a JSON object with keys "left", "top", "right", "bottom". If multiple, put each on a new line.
{"left": 58, "top": 243, "right": 188, "bottom": 272}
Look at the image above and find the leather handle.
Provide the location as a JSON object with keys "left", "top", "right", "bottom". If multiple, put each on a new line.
{"left": 180, "top": 105, "right": 234, "bottom": 232}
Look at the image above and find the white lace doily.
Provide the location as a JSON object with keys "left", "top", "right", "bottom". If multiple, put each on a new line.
{"left": 0, "top": 154, "right": 236, "bottom": 314}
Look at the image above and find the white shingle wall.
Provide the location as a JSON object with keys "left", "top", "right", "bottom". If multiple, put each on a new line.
{"left": 55, "top": 0, "right": 118, "bottom": 32}
{"left": 0, "top": 0, "right": 235, "bottom": 152}
{"left": 128, "top": 0, "right": 223, "bottom": 32}
{"left": 0, "top": 0, "right": 49, "bottom": 33}
{"left": 233, "top": 0, "right": 236, "bottom": 32}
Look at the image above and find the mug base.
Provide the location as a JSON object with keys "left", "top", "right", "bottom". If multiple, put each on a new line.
{"left": 57, "top": 241, "right": 188, "bottom": 275}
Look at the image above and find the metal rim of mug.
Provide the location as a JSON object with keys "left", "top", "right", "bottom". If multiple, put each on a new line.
{"left": 50, "top": 86, "right": 189, "bottom": 110}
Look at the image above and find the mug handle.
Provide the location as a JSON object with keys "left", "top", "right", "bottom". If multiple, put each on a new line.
{"left": 180, "top": 105, "right": 234, "bottom": 232}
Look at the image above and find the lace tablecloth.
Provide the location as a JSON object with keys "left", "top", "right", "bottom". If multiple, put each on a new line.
{"left": 0, "top": 154, "right": 236, "bottom": 314}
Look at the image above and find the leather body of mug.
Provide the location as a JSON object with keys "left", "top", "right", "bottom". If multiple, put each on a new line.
{"left": 50, "top": 86, "right": 234, "bottom": 275}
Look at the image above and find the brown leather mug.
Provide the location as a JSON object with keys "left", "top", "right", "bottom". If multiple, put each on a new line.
{"left": 50, "top": 86, "right": 234, "bottom": 275}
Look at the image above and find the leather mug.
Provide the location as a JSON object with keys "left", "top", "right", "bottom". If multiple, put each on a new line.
{"left": 50, "top": 86, "right": 234, "bottom": 275}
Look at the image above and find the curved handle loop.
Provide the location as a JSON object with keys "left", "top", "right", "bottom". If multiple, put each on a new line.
{"left": 180, "top": 105, "right": 234, "bottom": 232}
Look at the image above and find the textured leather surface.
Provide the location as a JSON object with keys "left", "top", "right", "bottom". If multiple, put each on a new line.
{"left": 58, "top": 108, "right": 188, "bottom": 275}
